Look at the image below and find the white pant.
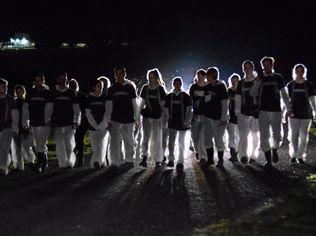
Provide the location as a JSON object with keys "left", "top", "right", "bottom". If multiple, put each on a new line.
{"left": 11, "top": 134, "right": 36, "bottom": 170}
{"left": 141, "top": 118, "right": 163, "bottom": 162}
{"left": 32, "top": 126, "right": 51, "bottom": 153}
{"left": 258, "top": 111, "right": 282, "bottom": 152}
{"left": 289, "top": 118, "right": 312, "bottom": 160}
{"left": 227, "top": 123, "right": 239, "bottom": 150}
{"left": 168, "top": 129, "right": 187, "bottom": 164}
{"left": 204, "top": 117, "right": 227, "bottom": 151}
{"left": 89, "top": 129, "right": 108, "bottom": 167}
{"left": 55, "top": 126, "right": 76, "bottom": 168}
{"left": 238, "top": 114, "right": 260, "bottom": 158}
{"left": 0, "top": 128, "right": 13, "bottom": 174}
{"left": 110, "top": 121, "right": 135, "bottom": 165}
{"left": 162, "top": 127, "right": 168, "bottom": 156}
{"left": 191, "top": 115, "right": 207, "bottom": 159}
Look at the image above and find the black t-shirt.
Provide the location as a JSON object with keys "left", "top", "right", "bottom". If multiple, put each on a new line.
{"left": 0, "top": 95, "right": 17, "bottom": 131}
{"left": 86, "top": 93, "right": 107, "bottom": 130}
{"left": 189, "top": 83, "right": 205, "bottom": 115}
{"left": 236, "top": 79, "right": 259, "bottom": 118}
{"left": 165, "top": 91, "right": 192, "bottom": 130}
{"left": 258, "top": 73, "right": 286, "bottom": 112}
{"left": 51, "top": 87, "right": 78, "bottom": 127}
{"left": 228, "top": 88, "right": 238, "bottom": 124}
{"left": 203, "top": 81, "right": 228, "bottom": 120}
{"left": 107, "top": 82, "right": 137, "bottom": 123}
{"left": 140, "top": 85, "right": 166, "bottom": 119}
{"left": 25, "top": 87, "right": 53, "bottom": 127}
{"left": 287, "top": 80, "right": 316, "bottom": 119}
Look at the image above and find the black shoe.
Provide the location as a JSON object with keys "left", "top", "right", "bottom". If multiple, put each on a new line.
{"left": 139, "top": 156, "right": 148, "bottom": 167}
{"left": 240, "top": 156, "right": 248, "bottom": 164}
{"left": 291, "top": 158, "right": 297, "bottom": 164}
{"left": 216, "top": 151, "right": 224, "bottom": 167}
{"left": 94, "top": 161, "right": 101, "bottom": 170}
{"left": 229, "top": 148, "right": 238, "bottom": 161}
{"left": 264, "top": 150, "right": 272, "bottom": 165}
{"left": 166, "top": 161, "right": 174, "bottom": 167}
{"left": 228, "top": 156, "right": 238, "bottom": 162}
{"left": 155, "top": 162, "right": 161, "bottom": 169}
{"left": 34, "top": 153, "right": 44, "bottom": 173}
{"left": 162, "top": 156, "right": 167, "bottom": 164}
{"left": 272, "top": 149, "right": 279, "bottom": 163}
{"left": 195, "top": 153, "right": 200, "bottom": 160}
{"left": 176, "top": 163, "right": 184, "bottom": 174}
{"left": 41, "top": 154, "right": 48, "bottom": 173}
{"left": 199, "top": 158, "right": 207, "bottom": 168}
{"left": 298, "top": 158, "right": 305, "bottom": 164}
{"left": 249, "top": 158, "right": 256, "bottom": 164}
{"left": 206, "top": 148, "right": 214, "bottom": 165}
{"left": 264, "top": 162, "right": 273, "bottom": 170}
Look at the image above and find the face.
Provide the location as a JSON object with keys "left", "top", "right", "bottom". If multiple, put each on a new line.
{"left": 197, "top": 72, "right": 206, "bottom": 83}
{"left": 295, "top": 67, "right": 305, "bottom": 79}
{"left": 33, "top": 76, "right": 44, "bottom": 88}
{"left": 173, "top": 80, "right": 182, "bottom": 90}
{"left": 0, "top": 83, "right": 8, "bottom": 96}
{"left": 115, "top": 69, "right": 126, "bottom": 82}
{"left": 93, "top": 81, "right": 103, "bottom": 94}
{"left": 206, "top": 72, "right": 217, "bottom": 84}
{"left": 262, "top": 60, "right": 273, "bottom": 74}
{"left": 243, "top": 63, "right": 254, "bottom": 75}
{"left": 148, "top": 73, "right": 158, "bottom": 85}
{"left": 231, "top": 77, "right": 239, "bottom": 88}
{"left": 56, "top": 74, "right": 67, "bottom": 86}
{"left": 16, "top": 88, "right": 25, "bottom": 98}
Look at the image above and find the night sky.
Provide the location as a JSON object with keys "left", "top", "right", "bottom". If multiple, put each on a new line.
{"left": 0, "top": 0, "right": 315, "bottom": 89}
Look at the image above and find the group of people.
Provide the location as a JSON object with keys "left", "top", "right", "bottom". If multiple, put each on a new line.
{"left": 0, "top": 56, "right": 315, "bottom": 176}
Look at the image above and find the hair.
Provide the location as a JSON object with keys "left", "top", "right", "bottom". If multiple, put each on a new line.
{"left": 172, "top": 77, "right": 183, "bottom": 86}
{"left": 0, "top": 78, "right": 8, "bottom": 86}
{"left": 228, "top": 73, "right": 241, "bottom": 88}
{"left": 57, "top": 71, "right": 67, "bottom": 77}
{"left": 68, "top": 78, "right": 79, "bottom": 91}
{"left": 14, "top": 84, "right": 26, "bottom": 98}
{"left": 260, "top": 56, "right": 275, "bottom": 67}
{"left": 193, "top": 68, "right": 206, "bottom": 83}
{"left": 292, "top": 63, "right": 307, "bottom": 80}
{"left": 114, "top": 66, "right": 126, "bottom": 74}
{"left": 147, "top": 68, "right": 165, "bottom": 86}
{"left": 33, "top": 73, "right": 45, "bottom": 83}
{"left": 206, "top": 67, "right": 219, "bottom": 80}
{"left": 97, "top": 76, "right": 110, "bottom": 89}
{"left": 90, "top": 79, "right": 103, "bottom": 91}
{"left": 242, "top": 60, "right": 258, "bottom": 77}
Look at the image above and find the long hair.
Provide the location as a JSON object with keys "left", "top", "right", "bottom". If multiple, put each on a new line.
{"left": 193, "top": 69, "right": 206, "bottom": 83}
{"left": 147, "top": 68, "right": 165, "bottom": 86}
{"left": 242, "top": 60, "right": 258, "bottom": 78}
{"left": 292, "top": 64, "right": 307, "bottom": 80}
{"left": 97, "top": 76, "right": 110, "bottom": 89}
{"left": 14, "top": 84, "right": 26, "bottom": 99}
{"left": 228, "top": 73, "right": 241, "bottom": 88}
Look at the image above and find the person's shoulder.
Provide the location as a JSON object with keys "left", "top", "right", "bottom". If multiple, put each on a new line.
{"left": 274, "top": 73, "right": 284, "bottom": 79}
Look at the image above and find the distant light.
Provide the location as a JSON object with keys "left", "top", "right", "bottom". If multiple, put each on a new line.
{"left": 20, "top": 38, "right": 29, "bottom": 46}
{"left": 75, "top": 43, "right": 87, "bottom": 48}
{"left": 60, "top": 42, "right": 70, "bottom": 48}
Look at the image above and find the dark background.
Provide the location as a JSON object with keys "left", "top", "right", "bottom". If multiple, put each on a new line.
{"left": 0, "top": 0, "right": 315, "bottom": 92}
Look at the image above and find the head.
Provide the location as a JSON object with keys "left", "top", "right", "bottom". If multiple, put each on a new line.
{"left": 260, "top": 56, "right": 275, "bottom": 74}
{"left": 206, "top": 67, "right": 219, "bottom": 84}
{"left": 172, "top": 77, "right": 183, "bottom": 91}
{"left": 228, "top": 73, "right": 241, "bottom": 89}
{"left": 242, "top": 60, "right": 257, "bottom": 77}
{"left": 195, "top": 69, "right": 206, "bottom": 84}
{"left": 56, "top": 71, "right": 68, "bottom": 86}
{"left": 90, "top": 79, "right": 104, "bottom": 94}
{"left": 33, "top": 73, "right": 45, "bottom": 89}
{"left": 68, "top": 78, "right": 79, "bottom": 92}
{"left": 147, "top": 68, "right": 164, "bottom": 86}
{"left": 114, "top": 66, "right": 127, "bottom": 83}
{"left": 0, "top": 78, "right": 8, "bottom": 96}
{"left": 292, "top": 64, "right": 307, "bottom": 80}
{"left": 14, "top": 85, "right": 26, "bottom": 99}
{"left": 97, "top": 76, "right": 110, "bottom": 89}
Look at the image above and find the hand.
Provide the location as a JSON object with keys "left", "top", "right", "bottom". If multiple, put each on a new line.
{"left": 286, "top": 110, "right": 294, "bottom": 118}
{"left": 218, "top": 120, "right": 227, "bottom": 127}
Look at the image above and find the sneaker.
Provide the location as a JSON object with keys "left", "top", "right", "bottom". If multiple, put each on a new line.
{"left": 166, "top": 161, "right": 174, "bottom": 167}
{"left": 93, "top": 161, "right": 101, "bottom": 170}
{"left": 298, "top": 158, "right": 305, "bottom": 164}
{"left": 290, "top": 158, "right": 297, "bottom": 164}
{"left": 272, "top": 149, "right": 279, "bottom": 163}
{"left": 249, "top": 158, "right": 256, "bottom": 164}
{"left": 240, "top": 156, "right": 248, "bottom": 164}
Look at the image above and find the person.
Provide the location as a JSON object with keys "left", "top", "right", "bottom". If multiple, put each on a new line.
{"left": 0, "top": 78, "right": 19, "bottom": 176}
{"left": 286, "top": 64, "right": 316, "bottom": 164}
{"left": 85, "top": 79, "right": 109, "bottom": 169}
{"left": 51, "top": 71, "right": 81, "bottom": 169}
{"left": 11, "top": 85, "right": 35, "bottom": 171}
{"left": 138, "top": 68, "right": 166, "bottom": 168}
{"left": 235, "top": 61, "right": 260, "bottom": 164}
{"left": 203, "top": 67, "right": 229, "bottom": 167}
{"left": 164, "top": 77, "right": 192, "bottom": 173}
{"left": 189, "top": 69, "right": 207, "bottom": 161}
{"left": 250, "top": 57, "right": 292, "bottom": 169}
{"left": 68, "top": 78, "right": 89, "bottom": 168}
{"left": 106, "top": 66, "right": 137, "bottom": 167}
{"left": 227, "top": 73, "right": 240, "bottom": 162}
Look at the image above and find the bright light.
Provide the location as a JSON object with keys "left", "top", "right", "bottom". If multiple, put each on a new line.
{"left": 20, "top": 38, "right": 29, "bottom": 46}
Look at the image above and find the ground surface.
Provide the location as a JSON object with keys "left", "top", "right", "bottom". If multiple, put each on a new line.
{"left": 1, "top": 134, "right": 316, "bottom": 236}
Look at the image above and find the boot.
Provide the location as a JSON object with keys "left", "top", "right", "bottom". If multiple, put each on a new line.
{"left": 217, "top": 151, "right": 224, "bottom": 167}
{"left": 264, "top": 150, "right": 272, "bottom": 169}
{"left": 272, "top": 148, "right": 279, "bottom": 163}
{"left": 206, "top": 148, "right": 214, "bottom": 165}
{"left": 228, "top": 148, "right": 238, "bottom": 162}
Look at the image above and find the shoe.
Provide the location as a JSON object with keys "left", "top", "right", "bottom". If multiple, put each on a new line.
{"left": 240, "top": 156, "right": 248, "bottom": 164}
{"left": 41, "top": 154, "right": 48, "bottom": 173}
{"left": 195, "top": 153, "right": 199, "bottom": 160}
{"left": 272, "top": 149, "right": 279, "bottom": 163}
{"left": 291, "top": 158, "right": 297, "bottom": 164}
{"left": 176, "top": 163, "right": 184, "bottom": 174}
{"left": 199, "top": 158, "right": 207, "bottom": 168}
{"left": 206, "top": 148, "right": 214, "bottom": 165}
{"left": 93, "top": 161, "right": 101, "bottom": 170}
{"left": 155, "top": 162, "right": 161, "bottom": 169}
{"left": 166, "top": 161, "right": 174, "bottom": 167}
{"left": 298, "top": 158, "right": 305, "bottom": 164}
{"left": 162, "top": 156, "right": 167, "bottom": 164}
{"left": 139, "top": 156, "right": 147, "bottom": 167}
{"left": 264, "top": 151, "right": 272, "bottom": 169}
{"left": 264, "top": 162, "right": 273, "bottom": 170}
{"left": 249, "top": 158, "right": 256, "bottom": 164}
{"left": 228, "top": 156, "right": 238, "bottom": 162}
{"left": 216, "top": 151, "right": 224, "bottom": 167}
{"left": 229, "top": 148, "right": 238, "bottom": 162}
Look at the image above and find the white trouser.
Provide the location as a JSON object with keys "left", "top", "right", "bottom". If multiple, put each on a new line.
{"left": 258, "top": 111, "right": 282, "bottom": 152}
{"left": 204, "top": 117, "right": 227, "bottom": 152}
{"left": 168, "top": 129, "right": 187, "bottom": 164}
{"left": 11, "top": 134, "right": 36, "bottom": 170}
{"left": 0, "top": 128, "right": 13, "bottom": 174}
{"left": 162, "top": 127, "right": 168, "bottom": 156}
{"left": 191, "top": 115, "right": 207, "bottom": 159}
{"left": 32, "top": 126, "right": 51, "bottom": 153}
{"left": 55, "top": 126, "right": 76, "bottom": 168}
{"left": 89, "top": 129, "right": 108, "bottom": 167}
{"left": 227, "top": 123, "right": 239, "bottom": 150}
{"left": 110, "top": 121, "right": 135, "bottom": 165}
{"left": 141, "top": 118, "right": 163, "bottom": 162}
{"left": 289, "top": 118, "right": 312, "bottom": 161}
{"left": 238, "top": 114, "right": 260, "bottom": 158}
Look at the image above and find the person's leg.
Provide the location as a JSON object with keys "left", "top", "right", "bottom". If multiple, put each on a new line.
{"left": 297, "top": 119, "right": 312, "bottom": 162}
{"left": 74, "top": 119, "right": 89, "bottom": 167}
{"left": 149, "top": 118, "right": 163, "bottom": 162}
{"left": 259, "top": 111, "right": 272, "bottom": 167}
{"left": 177, "top": 130, "right": 186, "bottom": 164}
{"left": 204, "top": 117, "right": 215, "bottom": 165}
{"left": 54, "top": 127, "right": 67, "bottom": 168}
{"left": 249, "top": 117, "right": 260, "bottom": 161}
{"left": 109, "top": 122, "right": 122, "bottom": 166}
{"left": 191, "top": 116, "right": 199, "bottom": 154}
{"left": 141, "top": 118, "right": 151, "bottom": 157}
{"left": 64, "top": 126, "right": 76, "bottom": 168}
{"left": 167, "top": 129, "right": 177, "bottom": 164}
{"left": 213, "top": 119, "right": 227, "bottom": 166}
{"left": 197, "top": 119, "right": 207, "bottom": 160}
{"left": 0, "top": 129, "right": 13, "bottom": 175}
{"left": 11, "top": 135, "right": 23, "bottom": 170}
{"left": 270, "top": 112, "right": 282, "bottom": 163}
{"left": 238, "top": 114, "right": 250, "bottom": 163}
{"left": 21, "top": 134, "right": 36, "bottom": 163}
{"left": 121, "top": 123, "right": 135, "bottom": 163}
{"left": 289, "top": 118, "right": 299, "bottom": 161}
